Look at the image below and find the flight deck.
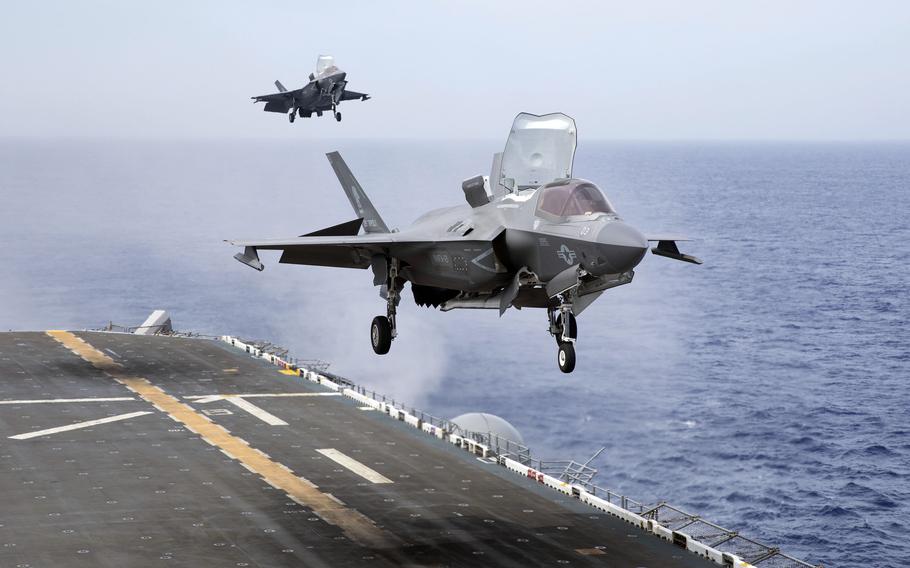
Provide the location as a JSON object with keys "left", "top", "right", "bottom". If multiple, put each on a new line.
{"left": 0, "top": 330, "right": 814, "bottom": 567}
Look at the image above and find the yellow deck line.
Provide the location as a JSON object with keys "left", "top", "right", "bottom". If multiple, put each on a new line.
{"left": 46, "top": 330, "right": 394, "bottom": 550}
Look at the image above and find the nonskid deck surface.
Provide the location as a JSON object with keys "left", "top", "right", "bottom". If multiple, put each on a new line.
{"left": 0, "top": 332, "right": 712, "bottom": 567}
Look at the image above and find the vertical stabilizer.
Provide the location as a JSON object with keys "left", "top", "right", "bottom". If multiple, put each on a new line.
{"left": 325, "top": 152, "right": 390, "bottom": 233}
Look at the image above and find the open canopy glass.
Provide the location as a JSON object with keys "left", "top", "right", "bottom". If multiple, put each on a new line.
{"left": 315, "top": 55, "right": 339, "bottom": 78}
{"left": 499, "top": 113, "right": 577, "bottom": 191}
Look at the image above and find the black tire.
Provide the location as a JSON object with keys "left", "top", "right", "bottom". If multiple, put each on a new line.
{"left": 370, "top": 316, "right": 392, "bottom": 355}
{"left": 554, "top": 312, "right": 577, "bottom": 344}
{"left": 335, "top": 112, "right": 342, "bottom": 122}
{"left": 288, "top": 112, "right": 295, "bottom": 123}
{"left": 557, "top": 342, "right": 576, "bottom": 373}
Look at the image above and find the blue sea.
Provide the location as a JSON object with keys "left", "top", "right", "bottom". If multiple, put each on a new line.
{"left": 1, "top": 139, "right": 907, "bottom": 567}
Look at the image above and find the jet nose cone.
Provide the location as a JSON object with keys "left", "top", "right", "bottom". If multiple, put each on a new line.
{"left": 595, "top": 222, "right": 649, "bottom": 273}
{"left": 598, "top": 221, "right": 648, "bottom": 249}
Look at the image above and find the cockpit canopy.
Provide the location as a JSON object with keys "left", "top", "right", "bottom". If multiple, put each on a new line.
{"left": 536, "top": 179, "right": 615, "bottom": 218}
{"left": 315, "top": 55, "right": 339, "bottom": 78}
{"left": 499, "top": 113, "right": 576, "bottom": 191}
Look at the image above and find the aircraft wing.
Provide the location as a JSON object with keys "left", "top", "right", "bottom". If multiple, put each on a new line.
{"left": 229, "top": 231, "right": 439, "bottom": 270}
{"left": 251, "top": 88, "right": 305, "bottom": 114}
{"left": 251, "top": 90, "right": 298, "bottom": 103}
{"left": 340, "top": 89, "right": 370, "bottom": 101}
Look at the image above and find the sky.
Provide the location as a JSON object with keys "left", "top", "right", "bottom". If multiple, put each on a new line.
{"left": 1, "top": 0, "right": 908, "bottom": 140}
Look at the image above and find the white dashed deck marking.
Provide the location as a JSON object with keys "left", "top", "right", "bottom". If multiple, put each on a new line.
{"left": 224, "top": 397, "right": 288, "bottom": 426}
{"left": 184, "top": 393, "right": 341, "bottom": 426}
{"left": 46, "top": 331, "right": 393, "bottom": 548}
{"left": 316, "top": 449, "right": 393, "bottom": 484}
{"left": 189, "top": 395, "right": 222, "bottom": 404}
{"left": 184, "top": 393, "right": 341, "bottom": 400}
{"left": 0, "top": 397, "right": 136, "bottom": 405}
{"left": 9, "top": 411, "right": 153, "bottom": 440}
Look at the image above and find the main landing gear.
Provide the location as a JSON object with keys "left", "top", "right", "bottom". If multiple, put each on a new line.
{"left": 332, "top": 104, "right": 342, "bottom": 122}
{"left": 288, "top": 110, "right": 296, "bottom": 123}
{"left": 548, "top": 301, "right": 577, "bottom": 373}
{"left": 370, "top": 316, "right": 392, "bottom": 354}
{"left": 371, "top": 259, "right": 400, "bottom": 355}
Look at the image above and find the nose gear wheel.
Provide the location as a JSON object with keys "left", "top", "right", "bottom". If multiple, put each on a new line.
{"left": 548, "top": 299, "right": 578, "bottom": 373}
{"left": 557, "top": 342, "right": 576, "bottom": 373}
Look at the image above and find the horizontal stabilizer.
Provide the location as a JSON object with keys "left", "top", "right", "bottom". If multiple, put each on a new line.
{"left": 301, "top": 218, "right": 363, "bottom": 237}
{"left": 651, "top": 240, "right": 702, "bottom": 265}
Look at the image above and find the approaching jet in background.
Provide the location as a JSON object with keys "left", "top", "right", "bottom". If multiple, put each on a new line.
{"left": 252, "top": 55, "right": 370, "bottom": 123}
{"left": 229, "top": 113, "right": 700, "bottom": 372}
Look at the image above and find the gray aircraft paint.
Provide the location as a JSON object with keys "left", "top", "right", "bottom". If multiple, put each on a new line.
{"left": 252, "top": 55, "right": 370, "bottom": 123}
{"left": 230, "top": 113, "right": 700, "bottom": 370}
{"left": 326, "top": 151, "right": 389, "bottom": 233}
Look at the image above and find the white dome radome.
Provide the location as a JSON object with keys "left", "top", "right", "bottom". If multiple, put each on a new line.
{"left": 450, "top": 413, "right": 524, "bottom": 445}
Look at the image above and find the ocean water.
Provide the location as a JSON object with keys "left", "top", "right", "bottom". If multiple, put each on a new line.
{"left": 1, "top": 139, "right": 908, "bottom": 567}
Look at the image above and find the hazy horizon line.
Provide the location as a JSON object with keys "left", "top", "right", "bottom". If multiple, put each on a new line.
{"left": 2, "top": 135, "right": 909, "bottom": 144}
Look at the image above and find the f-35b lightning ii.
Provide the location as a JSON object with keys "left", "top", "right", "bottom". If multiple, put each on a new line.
{"left": 252, "top": 55, "right": 369, "bottom": 123}
{"left": 230, "top": 113, "right": 700, "bottom": 372}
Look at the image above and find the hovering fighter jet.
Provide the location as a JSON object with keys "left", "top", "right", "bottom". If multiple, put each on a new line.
{"left": 229, "top": 113, "right": 700, "bottom": 372}
{"left": 251, "top": 55, "right": 370, "bottom": 123}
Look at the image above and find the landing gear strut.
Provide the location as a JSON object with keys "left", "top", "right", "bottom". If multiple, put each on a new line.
{"left": 548, "top": 300, "right": 577, "bottom": 373}
{"left": 371, "top": 258, "right": 400, "bottom": 355}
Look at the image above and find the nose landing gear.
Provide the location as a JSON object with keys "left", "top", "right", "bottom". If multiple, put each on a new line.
{"left": 549, "top": 301, "right": 577, "bottom": 373}
{"left": 557, "top": 342, "right": 575, "bottom": 373}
